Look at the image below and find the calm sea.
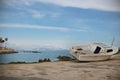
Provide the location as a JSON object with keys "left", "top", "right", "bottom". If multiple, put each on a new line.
{"left": 0, "top": 50, "right": 71, "bottom": 64}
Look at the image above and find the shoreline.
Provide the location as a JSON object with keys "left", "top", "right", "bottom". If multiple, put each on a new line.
{"left": 0, "top": 50, "right": 17, "bottom": 54}
{"left": 0, "top": 48, "right": 17, "bottom": 54}
{"left": 0, "top": 54, "right": 120, "bottom": 80}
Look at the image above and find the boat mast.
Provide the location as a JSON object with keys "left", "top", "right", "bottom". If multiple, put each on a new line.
{"left": 111, "top": 37, "right": 115, "bottom": 46}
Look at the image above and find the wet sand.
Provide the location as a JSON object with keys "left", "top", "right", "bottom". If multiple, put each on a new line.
{"left": 0, "top": 54, "right": 120, "bottom": 80}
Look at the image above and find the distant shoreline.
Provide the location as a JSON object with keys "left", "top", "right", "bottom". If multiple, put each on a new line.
{"left": 21, "top": 50, "right": 41, "bottom": 53}
{"left": 0, "top": 47, "right": 17, "bottom": 54}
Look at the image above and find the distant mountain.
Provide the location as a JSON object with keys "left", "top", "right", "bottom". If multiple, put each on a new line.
{"left": 6, "top": 43, "right": 68, "bottom": 52}
{"left": 9, "top": 45, "right": 66, "bottom": 51}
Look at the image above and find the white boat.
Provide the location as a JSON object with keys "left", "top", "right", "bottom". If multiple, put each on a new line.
{"left": 70, "top": 43, "right": 118, "bottom": 61}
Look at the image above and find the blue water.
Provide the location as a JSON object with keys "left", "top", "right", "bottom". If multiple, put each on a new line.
{"left": 0, "top": 50, "right": 71, "bottom": 63}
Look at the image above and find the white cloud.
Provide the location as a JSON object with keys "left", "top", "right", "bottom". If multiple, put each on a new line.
{"left": 0, "top": 23, "right": 90, "bottom": 32}
{"left": 50, "top": 12, "right": 61, "bottom": 18}
{"left": 2, "top": 0, "right": 32, "bottom": 7}
{"left": 4, "top": 0, "right": 120, "bottom": 12}
{"left": 32, "top": 12, "right": 44, "bottom": 18}
{"left": 0, "top": 23, "right": 68, "bottom": 31}
{"left": 2, "top": 0, "right": 120, "bottom": 12}
{"left": 37, "top": 0, "right": 120, "bottom": 12}
{"left": 29, "top": 10, "right": 45, "bottom": 18}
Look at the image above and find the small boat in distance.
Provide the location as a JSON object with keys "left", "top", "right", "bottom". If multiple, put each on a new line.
{"left": 70, "top": 43, "right": 118, "bottom": 61}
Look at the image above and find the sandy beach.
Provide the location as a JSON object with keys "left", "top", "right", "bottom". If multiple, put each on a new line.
{"left": 0, "top": 54, "right": 120, "bottom": 80}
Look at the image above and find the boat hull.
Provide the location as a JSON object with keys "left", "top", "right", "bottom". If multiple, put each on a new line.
{"left": 77, "top": 54, "right": 112, "bottom": 61}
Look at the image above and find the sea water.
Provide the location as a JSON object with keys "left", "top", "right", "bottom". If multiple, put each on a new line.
{"left": 0, "top": 50, "right": 71, "bottom": 63}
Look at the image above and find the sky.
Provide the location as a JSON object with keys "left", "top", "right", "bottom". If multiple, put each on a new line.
{"left": 0, "top": 0, "right": 120, "bottom": 50}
